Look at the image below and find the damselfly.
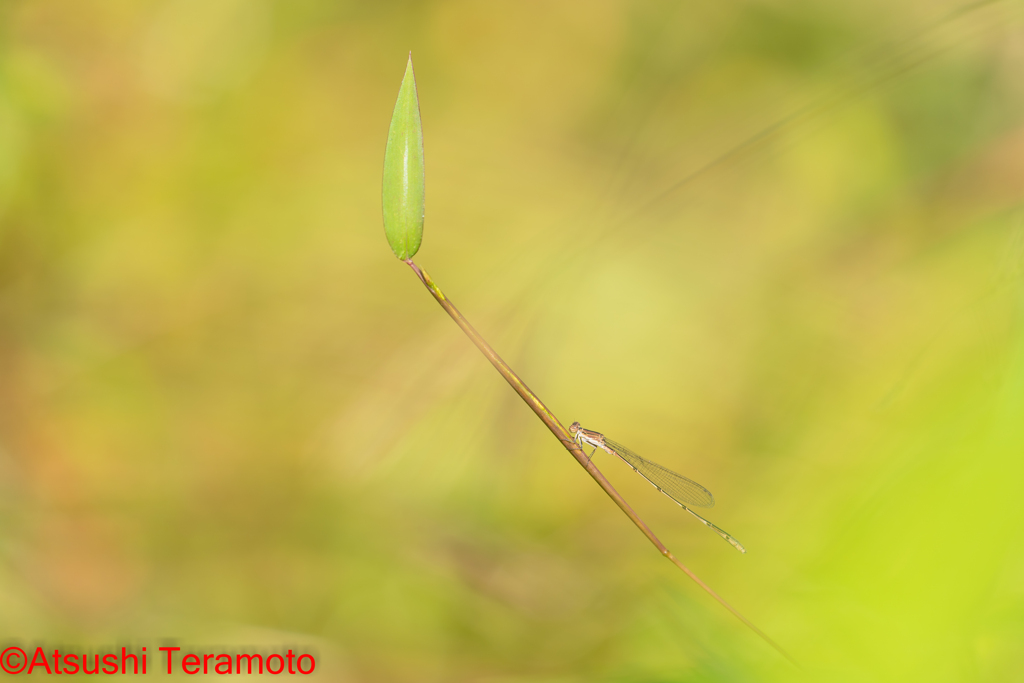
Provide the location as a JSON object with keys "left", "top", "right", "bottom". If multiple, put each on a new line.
{"left": 569, "top": 422, "right": 746, "bottom": 553}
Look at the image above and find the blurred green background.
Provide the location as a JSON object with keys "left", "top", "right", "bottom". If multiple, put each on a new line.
{"left": 2, "top": 0, "right": 1024, "bottom": 680}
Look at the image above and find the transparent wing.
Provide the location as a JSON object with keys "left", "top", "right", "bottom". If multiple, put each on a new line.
{"left": 601, "top": 436, "right": 715, "bottom": 508}
{"left": 601, "top": 436, "right": 746, "bottom": 552}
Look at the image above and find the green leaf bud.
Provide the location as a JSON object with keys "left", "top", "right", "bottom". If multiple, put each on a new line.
{"left": 382, "top": 54, "right": 425, "bottom": 260}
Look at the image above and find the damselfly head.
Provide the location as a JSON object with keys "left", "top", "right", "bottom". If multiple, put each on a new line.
{"left": 568, "top": 422, "right": 581, "bottom": 434}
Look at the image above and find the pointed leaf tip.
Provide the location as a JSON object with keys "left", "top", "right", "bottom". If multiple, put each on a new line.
{"left": 382, "top": 55, "right": 425, "bottom": 261}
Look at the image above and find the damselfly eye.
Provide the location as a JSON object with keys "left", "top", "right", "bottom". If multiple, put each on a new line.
{"left": 569, "top": 422, "right": 580, "bottom": 433}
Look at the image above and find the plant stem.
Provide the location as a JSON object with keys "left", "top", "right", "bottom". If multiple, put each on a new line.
{"left": 404, "top": 258, "right": 796, "bottom": 667}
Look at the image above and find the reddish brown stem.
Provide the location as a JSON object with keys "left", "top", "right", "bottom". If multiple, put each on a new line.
{"left": 404, "top": 258, "right": 796, "bottom": 667}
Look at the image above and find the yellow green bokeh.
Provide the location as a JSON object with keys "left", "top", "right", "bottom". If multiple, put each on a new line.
{"left": 0, "top": 1, "right": 1023, "bottom": 681}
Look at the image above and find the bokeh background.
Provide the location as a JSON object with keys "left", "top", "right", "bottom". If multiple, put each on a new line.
{"left": 1, "top": 0, "right": 1024, "bottom": 680}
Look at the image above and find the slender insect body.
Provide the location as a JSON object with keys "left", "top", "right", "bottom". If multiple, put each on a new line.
{"left": 568, "top": 421, "right": 747, "bottom": 553}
